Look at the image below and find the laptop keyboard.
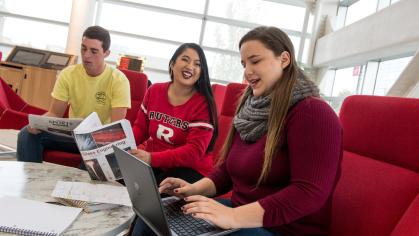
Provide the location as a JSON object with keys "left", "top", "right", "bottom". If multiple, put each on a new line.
{"left": 163, "top": 198, "right": 217, "bottom": 236}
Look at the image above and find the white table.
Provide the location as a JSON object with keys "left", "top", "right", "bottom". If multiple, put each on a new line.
{"left": 0, "top": 161, "right": 135, "bottom": 235}
{"left": 0, "top": 129, "right": 18, "bottom": 159}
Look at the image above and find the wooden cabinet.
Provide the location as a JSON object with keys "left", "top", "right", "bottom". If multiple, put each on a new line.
{"left": 0, "top": 62, "right": 59, "bottom": 110}
{"left": 0, "top": 64, "right": 25, "bottom": 93}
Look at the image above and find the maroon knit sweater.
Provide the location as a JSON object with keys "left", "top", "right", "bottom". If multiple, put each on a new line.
{"left": 209, "top": 97, "right": 343, "bottom": 236}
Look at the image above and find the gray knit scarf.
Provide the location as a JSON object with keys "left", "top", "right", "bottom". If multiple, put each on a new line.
{"left": 233, "top": 76, "right": 320, "bottom": 142}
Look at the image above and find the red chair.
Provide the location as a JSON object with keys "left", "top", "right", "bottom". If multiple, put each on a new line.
{"left": 212, "top": 83, "right": 247, "bottom": 200}
{"left": 119, "top": 69, "right": 148, "bottom": 125}
{"left": 331, "top": 95, "right": 419, "bottom": 236}
{"left": 43, "top": 70, "right": 149, "bottom": 167}
{"left": 0, "top": 77, "right": 46, "bottom": 129}
{"left": 213, "top": 83, "right": 247, "bottom": 162}
{"left": 211, "top": 83, "right": 227, "bottom": 118}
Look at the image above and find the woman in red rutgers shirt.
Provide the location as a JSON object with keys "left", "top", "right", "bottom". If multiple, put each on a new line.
{"left": 131, "top": 43, "right": 218, "bottom": 185}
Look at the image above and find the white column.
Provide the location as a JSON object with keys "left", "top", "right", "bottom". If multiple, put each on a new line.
{"left": 65, "top": 0, "right": 96, "bottom": 56}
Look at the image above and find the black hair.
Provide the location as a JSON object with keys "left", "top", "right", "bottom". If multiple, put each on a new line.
{"left": 82, "top": 26, "right": 111, "bottom": 51}
{"left": 168, "top": 43, "right": 218, "bottom": 153}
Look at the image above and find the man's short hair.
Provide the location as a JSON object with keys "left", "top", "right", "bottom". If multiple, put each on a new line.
{"left": 82, "top": 26, "right": 111, "bottom": 51}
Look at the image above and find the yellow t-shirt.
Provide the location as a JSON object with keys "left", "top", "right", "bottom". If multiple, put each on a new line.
{"left": 51, "top": 64, "right": 131, "bottom": 124}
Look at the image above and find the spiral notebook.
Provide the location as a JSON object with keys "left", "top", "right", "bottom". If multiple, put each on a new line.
{"left": 0, "top": 196, "right": 82, "bottom": 236}
{"left": 55, "top": 197, "right": 120, "bottom": 213}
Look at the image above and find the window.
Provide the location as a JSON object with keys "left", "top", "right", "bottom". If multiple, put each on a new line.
{"left": 0, "top": 44, "right": 13, "bottom": 59}
{"left": 328, "top": 66, "right": 362, "bottom": 112}
{"left": 1, "top": 17, "right": 68, "bottom": 52}
{"left": 202, "top": 21, "right": 250, "bottom": 52}
{"left": 205, "top": 51, "right": 242, "bottom": 83}
{"left": 100, "top": 3, "right": 201, "bottom": 43}
{"left": 345, "top": 0, "right": 378, "bottom": 26}
{"left": 360, "top": 61, "right": 379, "bottom": 95}
{"left": 122, "top": 0, "right": 206, "bottom": 13}
{"left": 208, "top": 0, "right": 306, "bottom": 31}
{"left": 319, "top": 70, "right": 336, "bottom": 97}
{"left": 110, "top": 34, "right": 178, "bottom": 61}
{"left": 144, "top": 70, "right": 170, "bottom": 84}
{"left": 332, "top": 67, "right": 360, "bottom": 96}
{"left": 94, "top": 0, "right": 311, "bottom": 84}
{"left": 0, "top": 0, "right": 72, "bottom": 22}
{"left": 374, "top": 56, "right": 412, "bottom": 95}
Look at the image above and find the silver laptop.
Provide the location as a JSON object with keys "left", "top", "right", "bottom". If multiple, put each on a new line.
{"left": 113, "top": 146, "right": 238, "bottom": 236}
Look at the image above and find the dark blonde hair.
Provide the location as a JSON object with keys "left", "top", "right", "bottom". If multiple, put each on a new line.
{"left": 218, "top": 26, "right": 308, "bottom": 186}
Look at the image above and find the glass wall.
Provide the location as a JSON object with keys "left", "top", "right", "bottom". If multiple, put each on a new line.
{"left": 337, "top": 0, "right": 402, "bottom": 29}
{"left": 0, "top": 0, "right": 71, "bottom": 52}
{"left": 320, "top": 56, "right": 413, "bottom": 112}
{"left": 0, "top": 0, "right": 313, "bottom": 84}
{"left": 96, "top": 0, "right": 312, "bottom": 83}
{"left": 374, "top": 56, "right": 413, "bottom": 95}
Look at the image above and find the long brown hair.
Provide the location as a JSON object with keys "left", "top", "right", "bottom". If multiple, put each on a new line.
{"left": 218, "top": 26, "right": 308, "bottom": 186}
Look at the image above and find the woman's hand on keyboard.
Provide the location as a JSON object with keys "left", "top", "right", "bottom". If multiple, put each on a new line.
{"left": 182, "top": 195, "right": 237, "bottom": 229}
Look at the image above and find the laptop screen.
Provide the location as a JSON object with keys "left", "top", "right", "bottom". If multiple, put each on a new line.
{"left": 113, "top": 146, "right": 171, "bottom": 236}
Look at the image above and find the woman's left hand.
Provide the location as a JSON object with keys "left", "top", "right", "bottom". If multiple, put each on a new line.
{"left": 129, "top": 149, "right": 151, "bottom": 164}
{"left": 182, "top": 195, "right": 238, "bottom": 229}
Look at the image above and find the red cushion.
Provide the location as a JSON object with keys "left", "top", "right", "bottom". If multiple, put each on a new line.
{"left": 120, "top": 69, "right": 148, "bottom": 126}
{"left": 390, "top": 194, "right": 419, "bottom": 236}
{"left": 43, "top": 150, "right": 82, "bottom": 168}
{"left": 331, "top": 151, "right": 419, "bottom": 236}
{"left": 0, "top": 78, "right": 10, "bottom": 109}
{"left": 211, "top": 84, "right": 226, "bottom": 117}
{"left": 213, "top": 83, "right": 247, "bottom": 161}
{"left": 119, "top": 69, "right": 148, "bottom": 101}
{"left": 126, "top": 100, "right": 141, "bottom": 126}
{"left": 339, "top": 95, "right": 419, "bottom": 172}
{"left": 0, "top": 77, "right": 46, "bottom": 129}
{"left": 220, "top": 83, "right": 247, "bottom": 116}
{"left": 0, "top": 77, "right": 27, "bottom": 110}
{"left": 213, "top": 116, "right": 233, "bottom": 162}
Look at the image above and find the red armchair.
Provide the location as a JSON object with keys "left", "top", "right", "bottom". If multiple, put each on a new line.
{"left": 211, "top": 83, "right": 227, "bottom": 117}
{"left": 331, "top": 95, "right": 419, "bottom": 236}
{"left": 212, "top": 83, "right": 247, "bottom": 161}
{"left": 43, "top": 69, "right": 149, "bottom": 167}
{"left": 0, "top": 77, "right": 46, "bottom": 129}
{"left": 211, "top": 83, "right": 247, "bottom": 199}
{"left": 119, "top": 69, "right": 149, "bottom": 125}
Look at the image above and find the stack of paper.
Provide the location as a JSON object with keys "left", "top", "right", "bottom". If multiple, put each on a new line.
{"left": 51, "top": 181, "right": 132, "bottom": 207}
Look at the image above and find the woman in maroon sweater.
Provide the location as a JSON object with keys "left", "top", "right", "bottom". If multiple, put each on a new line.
{"left": 159, "top": 26, "right": 343, "bottom": 236}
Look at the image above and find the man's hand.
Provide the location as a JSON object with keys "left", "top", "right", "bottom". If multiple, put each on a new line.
{"left": 27, "top": 126, "right": 41, "bottom": 134}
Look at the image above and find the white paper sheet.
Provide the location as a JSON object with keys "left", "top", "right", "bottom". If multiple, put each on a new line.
{"left": 51, "top": 181, "right": 132, "bottom": 207}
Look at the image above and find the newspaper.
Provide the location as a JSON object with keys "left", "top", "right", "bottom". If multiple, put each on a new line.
{"left": 73, "top": 112, "right": 137, "bottom": 181}
{"left": 28, "top": 114, "right": 83, "bottom": 138}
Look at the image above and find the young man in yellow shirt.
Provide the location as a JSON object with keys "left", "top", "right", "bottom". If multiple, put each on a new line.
{"left": 17, "top": 26, "right": 131, "bottom": 162}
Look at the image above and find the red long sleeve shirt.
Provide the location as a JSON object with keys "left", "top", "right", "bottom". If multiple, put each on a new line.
{"left": 209, "top": 97, "right": 343, "bottom": 235}
{"left": 133, "top": 82, "right": 214, "bottom": 176}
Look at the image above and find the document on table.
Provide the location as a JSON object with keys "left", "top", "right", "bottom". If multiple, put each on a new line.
{"left": 51, "top": 181, "right": 132, "bottom": 206}
{"left": 0, "top": 196, "right": 82, "bottom": 236}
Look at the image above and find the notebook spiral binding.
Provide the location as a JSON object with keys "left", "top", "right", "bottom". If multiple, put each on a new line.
{"left": 0, "top": 225, "right": 57, "bottom": 236}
